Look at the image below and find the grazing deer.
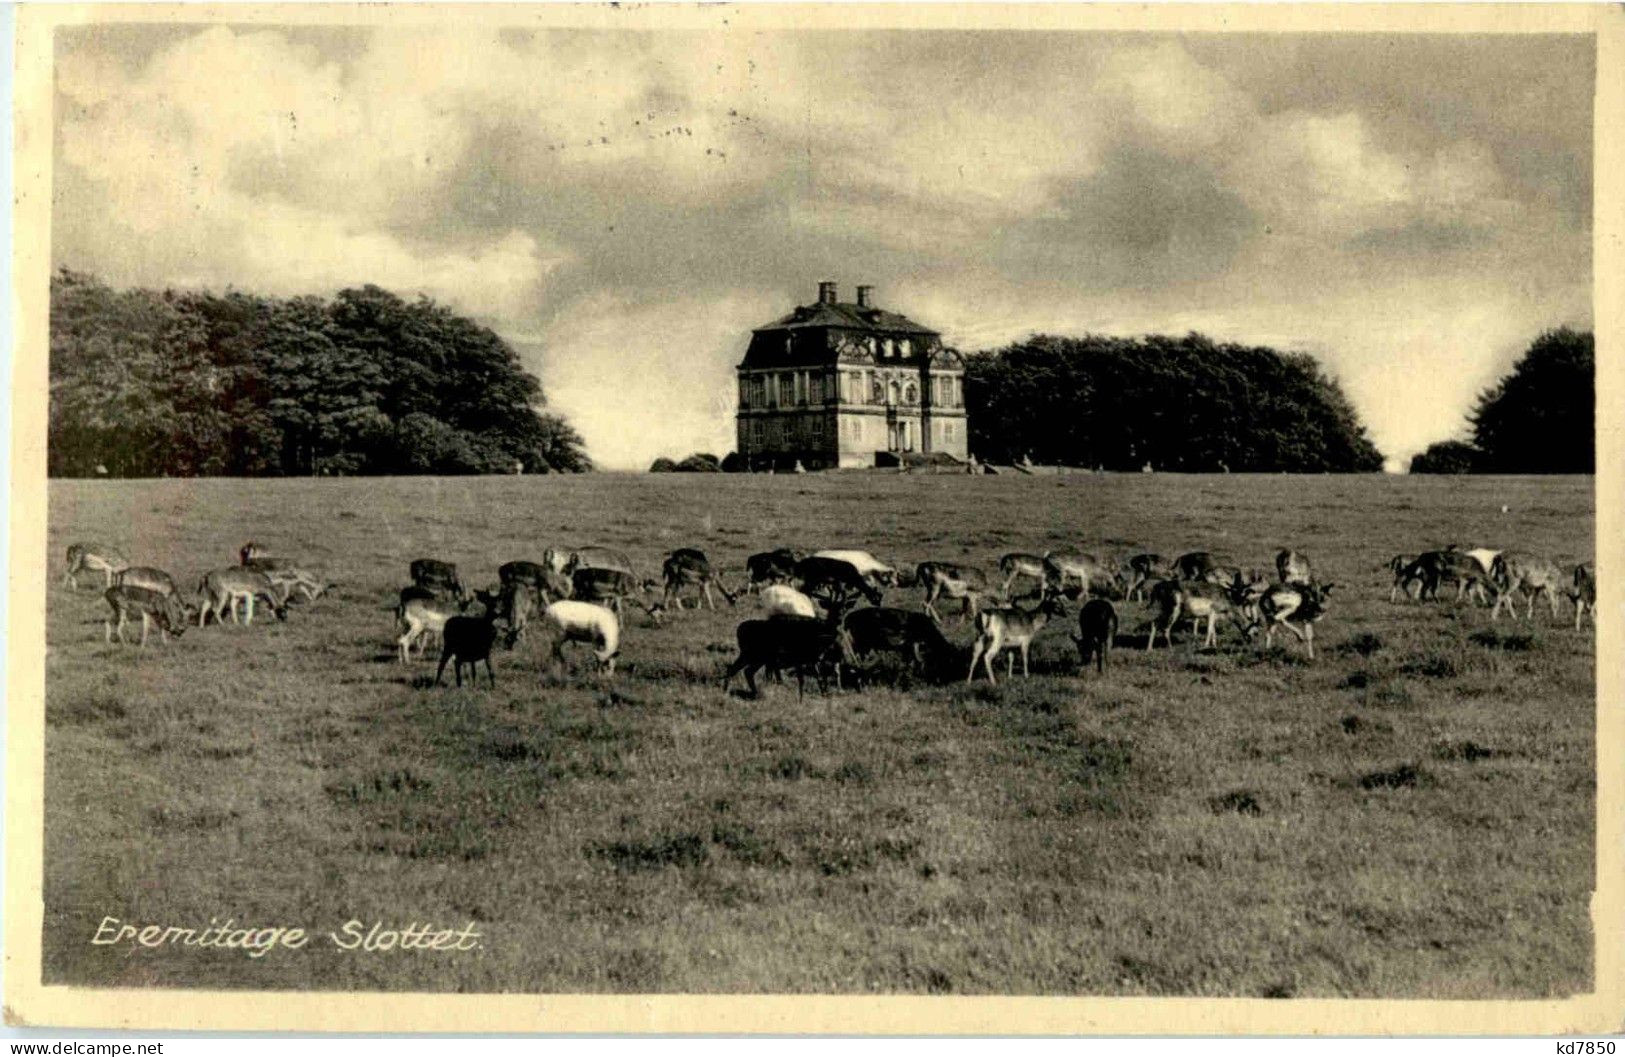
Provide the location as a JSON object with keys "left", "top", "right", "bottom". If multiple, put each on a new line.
{"left": 1569, "top": 562, "right": 1595, "bottom": 630}
{"left": 1144, "top": 578, "right": 1249, "bottom": 652}
{"left": 1250, "top": 582, "right": 1335, "bottom": 660}
{"left": 722, "top": 613, "right": 851, "bottom": 697}
{"left": 967, "top": 591, "right": 1067, "bottom": 685}
{"left": 474, "top": 584, "right": 535, "bottom": 645}
{"left": 196, "top": 569, "right": 291, "bottom": 627}
{"left": 842, "top": 606, "right": 956, "bottom": 683}
{"left": 64, "top": 543, "right": 129, "bottom": 590}
{"left": 661, "top": 548, "right": 737, "bottom": 611}
{"left": 1489, "top": 552, "right": 1566, "bottom": 622}
{"left": 745, "top": 548, "right": 801, "bottom": 592}
{"left": 1124, "top": 553, "right": 1171, "bottom": 602}
{"left": 796, "top": 556, "right": 884, "bottom": 609}
{"left": 1041, "top": 551, "right": 1122, "bottom": 598}
{"left": 916, "top": 561, "right": 991, "bottom": 623}
{"left": 997, "top": 553, "right": 1049, "bottom": 597}
{"left": 538, "top": 600, "right": 621, "bottom": 675}
{"left": 104, "top": 585, "right": 189, "bottom": 646}
{"left": 1072, "top": 598, "right": 1118, "bottom": 675}
{"left": 1275, "top": 549, "right": 1312, "bottom": 585}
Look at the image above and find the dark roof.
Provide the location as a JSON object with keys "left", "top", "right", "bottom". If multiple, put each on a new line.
{"left": 754, "top": 301, "right": 939, "bottom": 337}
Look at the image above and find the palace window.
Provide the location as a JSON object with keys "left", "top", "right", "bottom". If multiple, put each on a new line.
{"left": 904, "top": 383, "right": 917, "bottom": 405}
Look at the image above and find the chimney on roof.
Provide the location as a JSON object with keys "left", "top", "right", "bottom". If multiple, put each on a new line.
{"left": 855, "top": 285, "right": 873, "bottom": 308}
{"left": 817, "top": 280, "right": 838, "bottom": 305}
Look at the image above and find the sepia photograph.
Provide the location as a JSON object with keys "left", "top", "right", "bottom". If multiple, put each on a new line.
{"left": 6, "top": 1, "right": 1621, "bottom": 1035}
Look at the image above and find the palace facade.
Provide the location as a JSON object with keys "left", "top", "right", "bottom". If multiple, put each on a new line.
{"left": 735, "top": 282, "right": 968, "bottom": 470}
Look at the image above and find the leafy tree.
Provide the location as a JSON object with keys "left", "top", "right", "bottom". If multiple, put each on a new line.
{"left": 1469, "top": 327, "right": 1593, "bottom": 474}
{"left": 720, "top": 451, "right": 747, "bottom": 473}
{"left": 965, "top": 332, "right": 1383, "bottom": 472}
{"left": 649, "top": 457, "right": 679, "bottom": 473}
{"left": 1409, "top": 440, "right": 1480, "bottom": 475}
{"left": 48, "top": 270, "right": 591, "bottom": 477}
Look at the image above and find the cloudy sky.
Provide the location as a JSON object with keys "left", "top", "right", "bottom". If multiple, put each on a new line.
{"left": 52, "top": 23, "right": 1593, "bottom": 470}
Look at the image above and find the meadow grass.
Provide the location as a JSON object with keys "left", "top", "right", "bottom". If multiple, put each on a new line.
{"left": 43, "top": 472, "right": 1594, "bottom": 996}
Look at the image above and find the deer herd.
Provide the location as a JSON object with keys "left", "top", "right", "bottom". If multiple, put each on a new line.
{"left": 62, "top": 527, "right": 1595, "bottom": 696}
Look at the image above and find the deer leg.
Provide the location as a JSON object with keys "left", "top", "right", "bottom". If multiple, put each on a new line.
{"left": 138, "top": 613, "right": 151, "bottom": 647}
{"left": 434, "top": 651, "right": 450, "bottom": 686}
{"left": 398, "top": 630, "right": 414, "bottom": 664}
{"left": 966, "top": 640, "right": 984, "bottom": 683}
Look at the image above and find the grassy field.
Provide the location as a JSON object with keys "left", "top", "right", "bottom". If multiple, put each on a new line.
{"left": 43, "top": 472, "right": 1595, "bottom": 997}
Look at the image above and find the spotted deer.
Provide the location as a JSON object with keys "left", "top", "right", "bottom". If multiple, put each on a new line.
{"left": 196, "top": 569, "right": 291, "bottom": 627}
{"left": 1144, "top": 578, "right": 1250, "bottom": 652}
{"left": 1489, "top": 552, "right": 1566, "bottom": 622}
{"left": 966, "top": 591, "right": 1067, "bottom": 685}
{"left": 104, "top": 585, "right": 189, "bottom": 646}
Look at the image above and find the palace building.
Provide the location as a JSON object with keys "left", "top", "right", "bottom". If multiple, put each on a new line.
{"left": 735, "top": 282, "right": 968, "bottom": 470}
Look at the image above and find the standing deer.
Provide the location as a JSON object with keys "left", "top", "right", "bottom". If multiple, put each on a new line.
{"left": 1489, "top": 552, "right": 1566, "bottom": 622}
{"left": 966, "top": 591, "right": 1066, "bottom": 685}
{"left": 1072, "top": 598, "right": 1118, "bottom": 675}
{"left": 1569, "top": 562, "right": 1595, "bottom": 630}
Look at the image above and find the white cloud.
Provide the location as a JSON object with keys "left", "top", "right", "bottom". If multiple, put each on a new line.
{"left": 53, "top": 28, "right": 1590, "bottom": 470}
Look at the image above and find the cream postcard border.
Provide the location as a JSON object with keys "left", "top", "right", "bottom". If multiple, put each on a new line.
{"left": 6, "top": 2, "right": 1622, "bottom": 1034}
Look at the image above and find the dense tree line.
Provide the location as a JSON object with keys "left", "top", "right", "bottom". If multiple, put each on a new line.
{"left": 49, "top": 269, "right": 590, "bottom": 477}
{"left": 963, "top": 333, "right": 1384, "bottom": 472}
{"left": 1409, "top": 328, "right": 1593, "bottom": 475}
